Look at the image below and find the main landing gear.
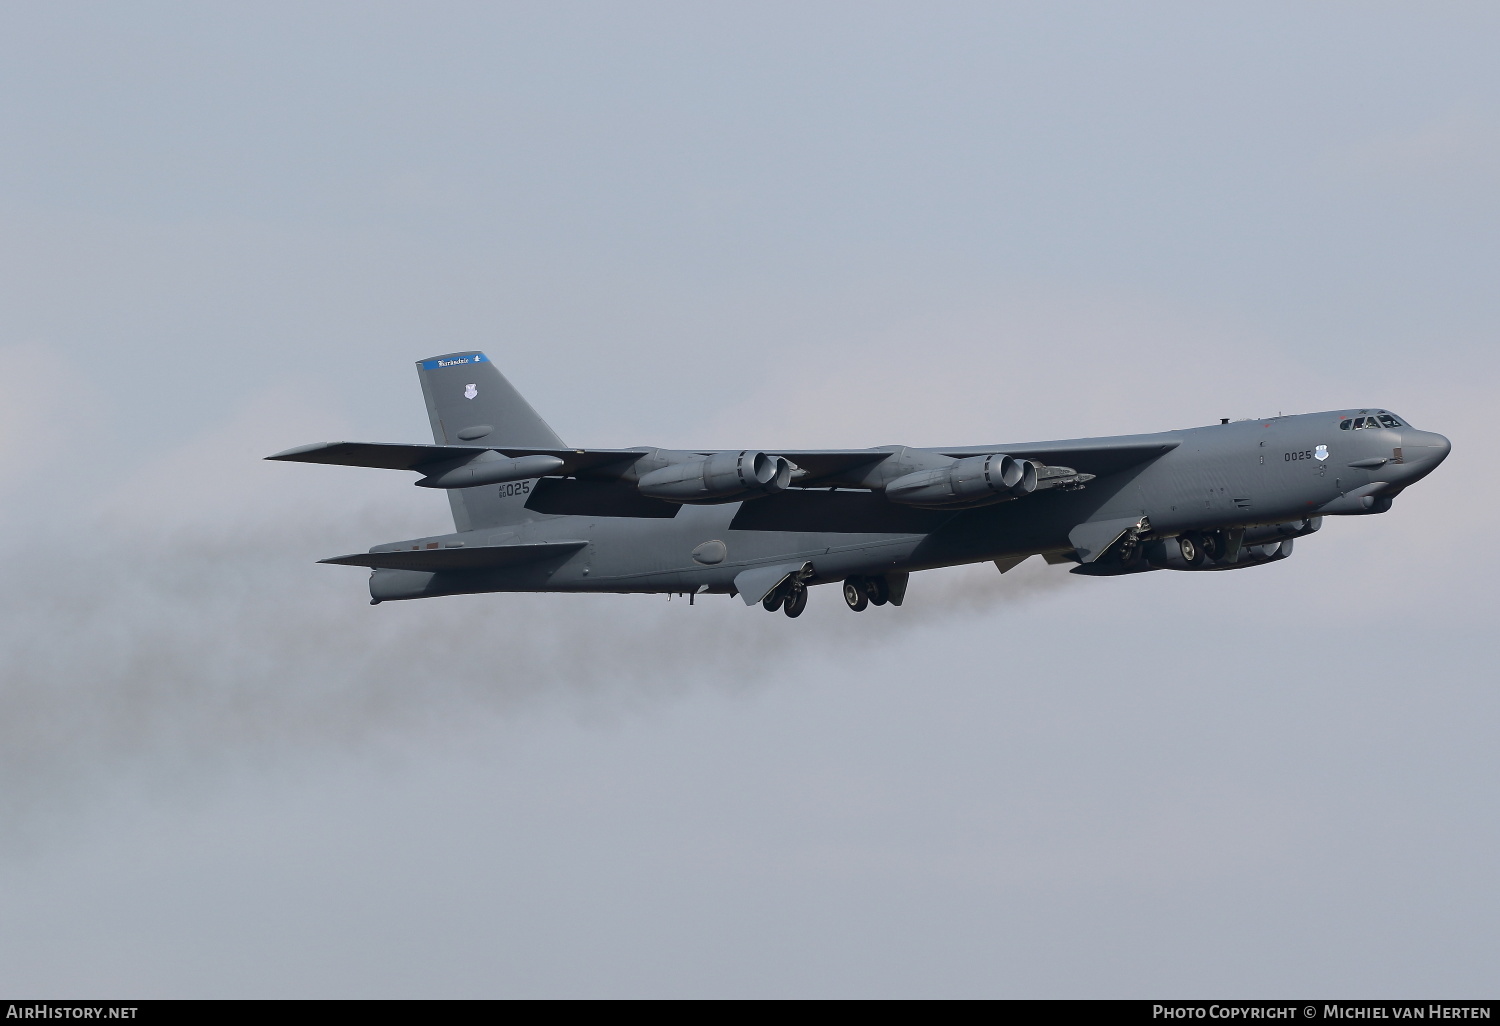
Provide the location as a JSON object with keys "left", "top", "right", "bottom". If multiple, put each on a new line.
{"left": 761, "top": 574, "right": 897, "bottom": 617}
{"left": 843, "top": 579, "right": 868, "bottom": 611}
{"left": 841, "top": 575, "right": 889, "bottom": 612}
{"left": 1174, "top": 530, "right": 1228, "bottom": 567}
{"left": 762, "top": 580, "right": 808, "bottom": 618}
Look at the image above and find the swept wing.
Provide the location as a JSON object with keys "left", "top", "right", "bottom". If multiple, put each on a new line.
{"left": 320, "top": 540, "right": 587, "bottom": 572}
{"left": 266, "top": 441, "right": 646, "bottom": 475}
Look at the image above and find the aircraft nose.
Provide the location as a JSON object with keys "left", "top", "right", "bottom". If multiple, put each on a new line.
{"left": 1402, "top": 429, "right": 1451, "bottom": 466}
{"left": 1385, "top": 430, "right": 1450, "bottom": 485}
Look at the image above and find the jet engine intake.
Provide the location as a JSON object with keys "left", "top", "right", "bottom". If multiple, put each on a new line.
{"left": 883, "top": 454, "right": 1036, "bottom": 508}
{"left": 636, "top": 450, "right": 793, "bottom": 502}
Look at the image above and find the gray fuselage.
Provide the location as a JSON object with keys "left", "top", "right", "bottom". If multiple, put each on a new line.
{"left": 363, "top": 410, "right": 1449, "bottom": 603}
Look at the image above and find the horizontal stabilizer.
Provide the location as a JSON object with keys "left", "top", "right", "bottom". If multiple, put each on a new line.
{"left": 268, "top": 441, "right": 490, "bottom": 470}
{"left": 267, "top": 441, "right": 647, "bottom": 475}
{"left": 320, "top": 540, "right": 586, "bottom": 572}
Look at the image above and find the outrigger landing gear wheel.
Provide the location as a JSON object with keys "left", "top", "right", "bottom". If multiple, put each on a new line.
{"left": 782, "top": 582, "right": 808, "bottom": 618}
{"left": 843, "top": 578, "right": 869, "bottom": 612}
{"left": 762, "top": 586, "right": 785, "bottom": 612}
{"left": 864, "top": 575, "right": 890, "bottom": 606}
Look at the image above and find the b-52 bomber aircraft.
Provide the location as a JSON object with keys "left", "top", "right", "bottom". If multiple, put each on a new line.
{"left": 269, "top": 351, "right": 1451, "bottom": 616}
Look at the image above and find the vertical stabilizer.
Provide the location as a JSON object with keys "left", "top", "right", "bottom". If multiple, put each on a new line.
{"left": 415, "top": 352, "right": 566, "bottom": 531}
{"left": 416, "top": 352, "right": 565, "bottom": 448}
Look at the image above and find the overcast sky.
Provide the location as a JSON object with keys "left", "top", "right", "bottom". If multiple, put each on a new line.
{"left": 0, "top": 2, "right": 1496, "bottom": 998}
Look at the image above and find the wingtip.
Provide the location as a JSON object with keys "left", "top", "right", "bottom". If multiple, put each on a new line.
{"left": 265, "top": 442, "right": 340, "bottom": 461}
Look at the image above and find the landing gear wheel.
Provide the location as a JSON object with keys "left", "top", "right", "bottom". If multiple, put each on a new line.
{"left": 1199, "top": 531, "right": 1225, "bottom": 562}
{"left": 782, "top": 583, "right": 808, "bottom": 618}
{"left": 864, "top": 576, "right": 890, "bottom": 606}
{"left": 762, "top": 587, "right": 785, "bottom": 612}
{"left": 843, "top": 578, "right": 869, "bottom": 612}
{"left": 1178, "top": 533, "right": 1205, "bottom": 567}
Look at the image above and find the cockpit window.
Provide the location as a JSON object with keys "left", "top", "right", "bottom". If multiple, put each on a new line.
{"left": 1341, "top": 414, "right": 1403, "bottom": 430}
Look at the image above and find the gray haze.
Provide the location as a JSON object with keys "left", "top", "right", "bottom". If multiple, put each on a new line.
{"left": 0, "top": 1, "right": 1496, "bottom": 997}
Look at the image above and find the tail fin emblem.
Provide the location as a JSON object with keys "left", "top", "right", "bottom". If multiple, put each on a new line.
{"left": 464, "top": 383, "right": 478, "bottom": 399}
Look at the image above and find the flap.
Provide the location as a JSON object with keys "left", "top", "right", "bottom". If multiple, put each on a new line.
{"left": 729, "top": 489, "right": 950, "bottom": 534}
{"left": 267, "top": 442, "right": 648, "bottom": 475}
{"left": 526, "top": 478, "right": 681, "bottom": 519}
{"left": 733, "top": 561, "right": 812, "bottom": 606}
{"left": 1067, "top": 517, "right": 1145, "bottom": 564}
{"left": 320, "top": 540, "right": 587, "bottom": 572}
{"left": 993, "top": 554, "right": 1031, "bottom": 574}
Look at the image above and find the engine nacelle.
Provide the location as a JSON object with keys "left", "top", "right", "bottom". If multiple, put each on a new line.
{"left": 636, "top": 450, "right": 792, "bottom": 503}
{"left": 884, "top": 454, "right": 1036, "bottom": 507}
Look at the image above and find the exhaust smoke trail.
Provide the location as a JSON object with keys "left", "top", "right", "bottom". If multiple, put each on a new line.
{"left": 0, "top": 498, "right": 1077, "bottom": 835}
{"left": 0, "top": 375, "right": 1078, "bottom": 836}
